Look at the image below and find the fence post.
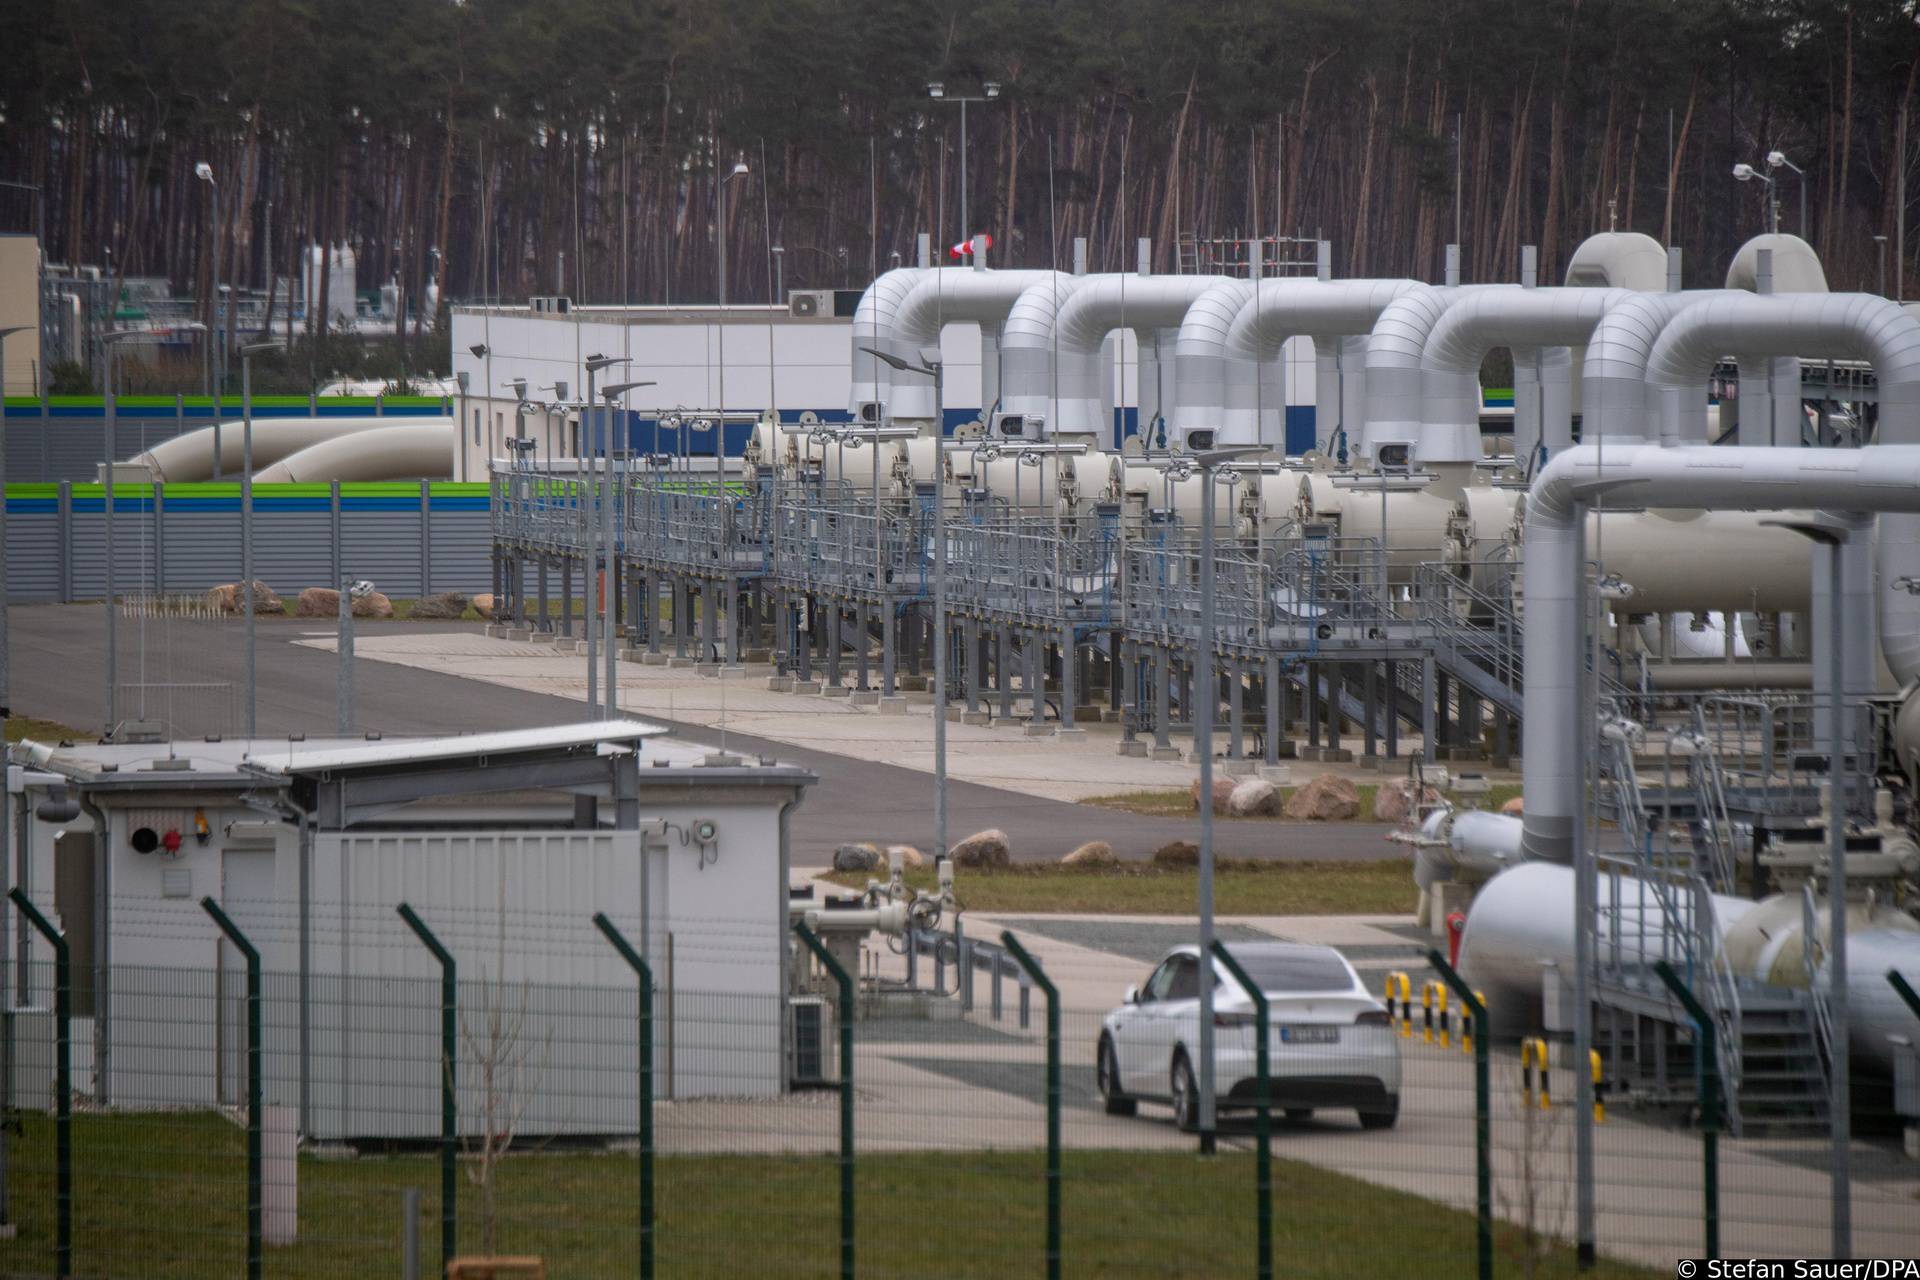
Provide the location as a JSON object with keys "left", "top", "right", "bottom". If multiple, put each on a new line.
{"left": 396, "top": 903, "right": 456, "bottom": 1276}
{"left": 201, "top": 897, "right": 262, "bottom": 1280}
{"left": 1000, "top": 931, "right": 1060, "bottom": 1280}
{"left": 592, "top": 913, "right": 656, "bottom": 1280}
{"left": 1427, "top": 949, "right": 1490, "bottom": 1280}
{"left": 1891, "top": 969, "right": 1920, "bottom": 1023}
{"left": 1211, "top": 941, "right": 1271, "bottom": 1280}
{"left": 791, "top": 921, "right": 854, "bottom": 1280}
{"left": 8, "top": 889, "right": 69, "bottom": 1279}
{"left": 420, "top": 481, "right": 433, "bottom": 598}
{"left": 1653, "top": 961, "right": 1721, "bottom": 1261}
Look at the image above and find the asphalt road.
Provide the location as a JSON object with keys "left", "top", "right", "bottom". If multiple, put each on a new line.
{"left": 5, "top": 604, "right": 1405, "bottom": 866}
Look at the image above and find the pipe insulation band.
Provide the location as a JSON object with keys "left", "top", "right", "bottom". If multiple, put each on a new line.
{"left": 848, "top": 268, "right": 929, "bottom": 413}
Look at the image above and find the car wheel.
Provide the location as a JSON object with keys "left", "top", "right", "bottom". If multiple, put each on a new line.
{"left": 1284, "top": 1107, "right": 1313, "bottom": 1123}
{"left": 1358, "top": 1097, "right": 1400, "bottom": 1131}
{"left": 1170, "top": 1051, "right": 1199, "bottom": 1133}
{"left": 1097, "top": 1036, "right": 1137, "bottom": 1117}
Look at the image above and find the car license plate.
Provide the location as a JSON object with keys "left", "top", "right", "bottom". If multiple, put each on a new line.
{"left": 1279, "top": 1025, "right": 1339, "bottom": 1045}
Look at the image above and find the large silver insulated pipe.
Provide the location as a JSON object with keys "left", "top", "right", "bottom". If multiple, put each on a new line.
{"left": 126, "top": 416, "right": 432, "bottom": 484}
{"left": 251, "top": 421, "right": 454, "bottom": 482}
{"left": 1419, "top": 288, "right": 1633, "bottom": 461}
{"left": 1003, "top": 274, "right": 1232, "bottom": 439}
{"left": 1362, "top": 285, "right": 1515, "bottom": 468}
{"left": 885, "top": 268, "right": 1071, "bottom": 424}
{"left": 997, "top": 275, "right": 1084, "bottom": 433}
{"left": 848, "top": 266, "right": 930, "bottom": 415}
{"left": 1521, "top": 442, "right": 1920, "bottom": 864}
{"left": 1641, "top": 292, "right": 1920, "bottom": 687}
{"left": 1212, "top": 279, "right": 1425, "bottom": 450}
{"left": 1168, "top": 279, "right": 1253, "bottom": 445}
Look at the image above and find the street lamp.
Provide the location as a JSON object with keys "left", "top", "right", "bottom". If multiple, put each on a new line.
{"left": 1731, "top": 162, "right": 1779, "bottom": 235}
{"left": 598, "top": 379, "right": 654, "bottom": 716}
{"left": 195, "top": 162, "right": 226, "bottom": 426}
{"left": 0, "top": 325, "right": 28, "bottom": 718}
{"left": 1761, "top": 514, "right": 1857, "bottom": 1260}
{"left": 580, "top": 354, "right": 632, "bottom": 716}
{"left": 99, "top": 328, "right": 146, "bottom": 735}
{"left": 717, "top": 159, "right": 751, "bottom": 445}
{"left": 1766, "top": 150, "right": 1808, "bottom": 238}
{"left": 238, "top": 340, "right": 285, "bottom": 735}
{"left": 1170, "top": 442, "right": 1264, "bottom": 1152}
{"left": 860, "top": 344, "right": 950, "bottom": 860}
{"left": 927, "top": 80, "right": 1001, "bottom": 257}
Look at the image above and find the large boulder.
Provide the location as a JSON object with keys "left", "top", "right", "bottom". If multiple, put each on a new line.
{"left": 410, "top": 591, "right": 470, "bottom": 620}
{"left": 1371, "top": 777, "right": 1444, "bottom": 824}
{"left": 295, "top": 587, "right": 394, "bottom": 619}
{"left": 1226, "top": 778, "right": 1278, "bottom": 817}
{"left": 949, "top": 828, "right": 1011, "bottom": 869}
{"left": 1061, "top": 840, "right": 1117, "bottom": 870}
{"left": 832, "top": 842, "right": 883, "bottom": 873}
{"left": 1151, "top": 840, "right": 1199, "bottom": 868}
{"left": 1282, "top": 773, "right": 1362, "bottom": 821}
{"left": 887, "top": 844, "right": 926, "bottom": 871}
{"left": 1189, "top": 776, "right": 1238, "bottom": 814}
{"left": 471, "top": 593, "right": 497, "bottom": 620}
{"left": 204, "top": 580, "right": 282, "bottom": 615}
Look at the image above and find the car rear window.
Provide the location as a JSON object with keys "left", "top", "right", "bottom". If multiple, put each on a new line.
{"left": 1232, "top": 950, "right": 1350, "bottom": 993}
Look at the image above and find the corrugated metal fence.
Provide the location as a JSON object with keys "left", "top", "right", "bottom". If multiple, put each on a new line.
{"left": 3, "top": 395, "right": 451, "bottom": 483}
{"left": 4, "top": 481, "right": 492, "bottom": 602}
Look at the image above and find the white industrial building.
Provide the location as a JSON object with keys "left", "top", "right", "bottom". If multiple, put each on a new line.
{"left": 4, "top": 722, "right": 814, "bottom": 1140}
{"left": 447, "top": 270, "right": 1321, "bottom": 481}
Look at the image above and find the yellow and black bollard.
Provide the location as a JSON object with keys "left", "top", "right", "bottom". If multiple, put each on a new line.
{"left": 1462, "top": 990, "right": 1486, "bottom": 1054}
{"left": 1521, "top": 1037, "right": 1551, "bottom": 1110}
{"left": 1590, "top": 1049, "right": 1606, "bottom": 1124}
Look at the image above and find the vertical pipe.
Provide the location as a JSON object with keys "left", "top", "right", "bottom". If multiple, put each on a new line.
{"left": 1195, "top": 467, "right": 1218, "bottom": 1149}
{"left": 336, "top": 579, "right": 354, "bottom": 734}
{"left": 242, "top": 357, "right": 256, "bottom": 735}
{"left": 1826, "top": 538, "right": 1852, "bottom": 1258}
{"left": 933, "top": 366, "right": 948, "bottom": 860}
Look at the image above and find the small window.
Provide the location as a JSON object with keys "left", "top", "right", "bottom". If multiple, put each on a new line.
{"left": 1142, "top": 959, "right": 1179, "bottom": 1003}
{"left": 1164, "top": 956, "right": 1201, "bottom": 1001}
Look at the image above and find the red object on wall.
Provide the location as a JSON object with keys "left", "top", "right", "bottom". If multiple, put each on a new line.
{"left": 162, "top": 829, "right": 183, "bottom": 854}
{"left": 1446, "top": 911, "right": 1467, "bottom": 968}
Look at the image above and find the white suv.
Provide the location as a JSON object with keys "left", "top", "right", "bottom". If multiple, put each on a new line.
{"left": 1096, "top": 942, "right": 1402, "bottom": 1131}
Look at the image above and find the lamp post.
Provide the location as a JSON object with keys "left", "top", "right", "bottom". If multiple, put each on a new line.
{"left": 1731, "top": 162, "right": 1779, "bottom": 236}
{"left": 238, "top": 341, "right": 283, "bottom": 736}
{"left": 1763, "top": 515, "right": 1856, "bottom": 1260}
{"left": 772, "top": 246, "right": 785, "bottom": 305}
{"left": 1172, "top": 443, "right": 1265, "bottom": 1153}
{"left": 582, "top": 354, "right": 631, "bottom": 718}
{"left": 927, "top": 81, "right": 1001, "bottom": 255}
{"left": 0, "top": 326, "right": 28, "bottom": 719}
{"left": 195, "top": 163, "right": 226, "bottom": 436}
{"left": 1766, "top": 150, "right": 1808, "bottom": 238}
{"left": 600, "top": 380, "right": 654, "bottom": 714}
{"left": 100, "top": 328, "right": 144, "bottom": 735}
{"left": 860, "top": 345, "right": 948, "bottom": 858}
{"left": 717, "top": 159, "right": 751, "bottom": 459}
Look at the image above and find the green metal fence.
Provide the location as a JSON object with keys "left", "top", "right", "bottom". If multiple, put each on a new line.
{"left": 0, "top": 899, "right": 1907, "bottom": 1278}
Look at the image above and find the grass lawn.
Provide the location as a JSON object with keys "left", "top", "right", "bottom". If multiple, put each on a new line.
{"left": 826, "top": 858, "right": 1419, "bottom": 915}
{"left": 0, "top": 1110, "right": 1657, "bottom": 1279}
{"left": 1082, "top": 782, "right": 1522, "bottom": 822}
{"left": 3, "top": 714, "right": 91, "bottom": 744}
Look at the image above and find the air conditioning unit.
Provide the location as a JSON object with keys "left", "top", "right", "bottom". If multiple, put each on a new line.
{"left": 530, "top": 295, "right": 572, "bottom": 315}
{"left": 788, "top": 290, "right": 833, "bottom": 318}
{"left": 856, "top": 401, "right": 885, "bottom": 425}
{"left": 788, "top": 995, "right": 834, "bottom": 1087}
